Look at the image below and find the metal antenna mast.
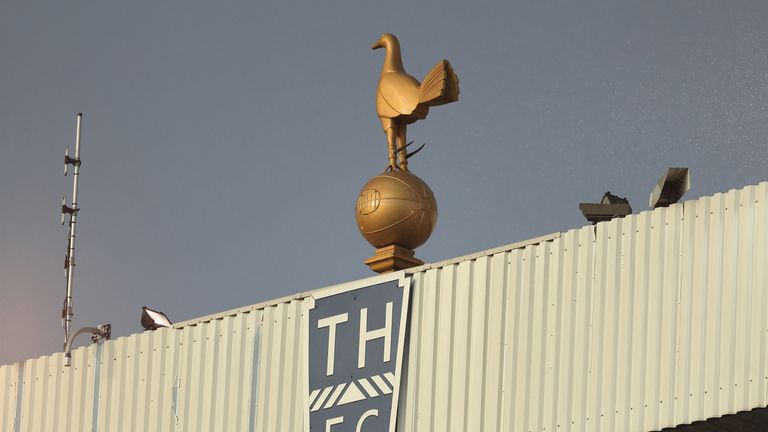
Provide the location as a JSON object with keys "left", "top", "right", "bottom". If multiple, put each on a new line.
{"left": 59, "top": 113, "right": 111, "bottom": 366}
{"left": 61, "top": 113, "right": 83, "bottom": 350}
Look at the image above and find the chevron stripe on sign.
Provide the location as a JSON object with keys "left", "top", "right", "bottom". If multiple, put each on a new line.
{"left": 308, "top": 372, "right": 397, "bottom": 412}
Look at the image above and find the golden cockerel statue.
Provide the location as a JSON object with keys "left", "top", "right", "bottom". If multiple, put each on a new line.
{"left": 372, "top": 33, "right": 460, "bottom": 171}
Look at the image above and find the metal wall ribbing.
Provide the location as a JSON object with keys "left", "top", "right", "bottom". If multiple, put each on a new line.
{"left": 397, "top": 182, "right": 768, "bottom": 432}
{"left": 0, "top": 309, "right": 264, "bottom": 431}
{"left": 0, "top": 363, "right": 17, "bottom": 431}
{"left": 1, "top": 182, "right": 766, "bottom": 432}
{"left": 253, "top": 299, "right": 305, "bottom": 432}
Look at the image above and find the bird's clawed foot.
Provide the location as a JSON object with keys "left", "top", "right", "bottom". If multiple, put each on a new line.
{"left": 383, "top": 140, "right": 427, "bottom": 172}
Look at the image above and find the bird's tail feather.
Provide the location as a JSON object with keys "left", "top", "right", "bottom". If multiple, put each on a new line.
{"left": 418, "top": 60, "right": 460, "bottom": 106}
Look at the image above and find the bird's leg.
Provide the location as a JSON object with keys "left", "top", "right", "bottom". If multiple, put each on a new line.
{"left": 396, "top": 124, "right": 408, "bottom": 171}
{"left": 385, "top": 127, "right": 397, "bottom": 171}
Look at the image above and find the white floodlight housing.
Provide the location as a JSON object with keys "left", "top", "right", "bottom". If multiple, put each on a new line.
{"left": 649, "top": 167, "right": 690, "bottom": 209}
{"left": 141, "top": 306, "right": 173, "bottom": 330}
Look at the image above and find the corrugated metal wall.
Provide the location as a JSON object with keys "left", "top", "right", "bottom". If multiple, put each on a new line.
{"left": 397, "top": 181, "right": 768, "bottom": 432}
{"left": 2, "top": 306, "right": 263, "bottom": 431}
{"left": 1, "top": 182, "right": 766, "bottom": 432}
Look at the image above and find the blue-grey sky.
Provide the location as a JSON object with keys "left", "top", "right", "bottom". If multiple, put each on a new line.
{"left": 1, "top": 1, "right": 767, "bottom": 365}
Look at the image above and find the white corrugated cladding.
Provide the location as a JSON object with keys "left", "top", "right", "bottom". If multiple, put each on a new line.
{"left": 1, "top": 181, "right": 766, "bottom": 431}
{"left": 0, "top": 309, "right": 257, "bottom": 431}
{"left": 398, "top": 182, "right": 768, "bottom": 432}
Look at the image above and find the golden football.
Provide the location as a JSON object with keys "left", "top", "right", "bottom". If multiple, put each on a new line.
{"left": 355, "top": 170, "right": 437, "bottom": 249}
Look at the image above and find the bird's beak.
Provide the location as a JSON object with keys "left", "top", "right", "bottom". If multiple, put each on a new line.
{"left": 371, "top": 39, "right": 383, "bottom": 50}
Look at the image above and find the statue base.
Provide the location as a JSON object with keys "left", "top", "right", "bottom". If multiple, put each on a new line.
{"left": 364, "top": 244, "right": 424, "bottom": 273}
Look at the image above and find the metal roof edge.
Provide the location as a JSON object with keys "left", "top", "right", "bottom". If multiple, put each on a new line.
{"left": 127, "top": 182, "right": 768, "bottom": 329}
{"left": 5, "top": 180, "right": 765, "bottom": 366}
{"left": 171, "top": 232, "right": 562, "bottom": 329}
{"left": 405, "top": 232, "right": 562, "bottom": 274}
{"left": 172, "top": 180, "right": 767, "bottom": 329}
{"left": 171, "top": 272, "right": 406, "bottom": 328}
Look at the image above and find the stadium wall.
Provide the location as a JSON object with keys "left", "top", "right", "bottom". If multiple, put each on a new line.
{"left": 1, "top": 181, "right": 766, "bottom": 432}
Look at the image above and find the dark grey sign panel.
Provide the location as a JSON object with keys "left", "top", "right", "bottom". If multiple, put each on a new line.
{"left": 306, "top": 274, "right": 410, "bottom": 432}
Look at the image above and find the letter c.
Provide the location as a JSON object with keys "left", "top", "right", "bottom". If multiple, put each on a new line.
{"left": 356, "top": 409, "right": 378, "bottom": 432}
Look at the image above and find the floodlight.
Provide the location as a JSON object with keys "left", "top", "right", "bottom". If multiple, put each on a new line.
{"left": 141, "top": 306, "right": 173, "bottom": 330}
{"left": 649, "top": 167, "right": 690, "bottom": 209}
{"left": 579, "top": 191, "right": 632, "bottom": 225}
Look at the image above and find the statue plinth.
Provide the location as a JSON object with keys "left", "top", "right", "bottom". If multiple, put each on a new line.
{"left": 364, "top": 244, "right": 424, "bottom": 273}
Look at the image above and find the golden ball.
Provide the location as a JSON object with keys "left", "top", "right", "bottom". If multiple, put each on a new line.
{"left": 355, "top": 170, "right": 437, "bottom": 249}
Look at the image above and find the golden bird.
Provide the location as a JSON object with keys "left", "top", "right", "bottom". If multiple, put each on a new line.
{"left": 372, "top": 33, "right": 460, "bottom": 171}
